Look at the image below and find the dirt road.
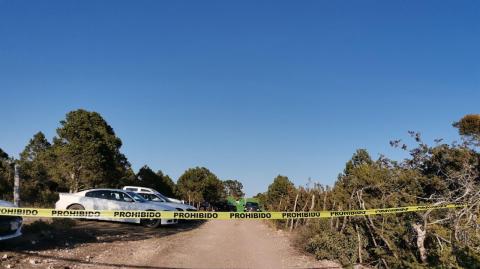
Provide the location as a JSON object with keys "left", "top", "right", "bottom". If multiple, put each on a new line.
{"left": 1, "top": 220, "right": 340, "bottom": 269}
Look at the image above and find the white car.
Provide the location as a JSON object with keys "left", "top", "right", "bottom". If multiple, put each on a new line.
{"left": 55, "top": 188, "right": 178, "bottom": 228}
{"left": 0, "top": 200, "right": 23, "bottom": 240}
{"left": 122, "top": 186, "right": 197, "bottom": 211}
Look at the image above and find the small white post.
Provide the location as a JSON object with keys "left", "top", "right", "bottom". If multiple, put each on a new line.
{"left": 13, "top": 164, "right": 20, "bottom": 206}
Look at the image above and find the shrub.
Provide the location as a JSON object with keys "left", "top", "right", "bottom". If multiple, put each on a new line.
{"left": 296, "top": 220, "right": 358, "bottom": 266}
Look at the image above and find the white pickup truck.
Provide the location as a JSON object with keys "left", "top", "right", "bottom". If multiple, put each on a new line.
{"left": 55, "top": 188, "right": 178, "bottom": 228}
{"left": 122, "top": 186, "right": 197, "bottom": 211}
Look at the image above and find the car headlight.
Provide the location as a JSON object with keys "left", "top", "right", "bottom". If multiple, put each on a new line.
{"left": 10, "top": 221, "right": 20, "bottom": 230}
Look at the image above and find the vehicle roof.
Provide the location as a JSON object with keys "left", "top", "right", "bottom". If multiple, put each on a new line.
{"left": 0, "top": 200, "right": 15, "bottom": 207}
{"left": 77, "top": 188, "right": 130, "bottom": 193}
{"left": 122, "top": 186, "right": 161, "bottom": 193}
{"left": 121, "top": 186, "right": 181, "bottom": 201}
{"left": 123, "top": 186, "right": 154, "bottom": 189}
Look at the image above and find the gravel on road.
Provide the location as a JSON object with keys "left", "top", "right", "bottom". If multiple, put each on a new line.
{"left": 1, "top": 219, "right": 341, "bottom": 269}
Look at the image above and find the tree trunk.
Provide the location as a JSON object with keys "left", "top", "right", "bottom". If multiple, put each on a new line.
{"left": 70, "top": 172, "right": 78, "bottom": 193}
{"left": 295, "top": 197, "right": 310, "bottom": 229}
{"left": 356, "top": 224, "right": 363, "bottom": 264}
{"left": 290, "top": 193, "right": 299, "bottom": 231}
{"left": 322, "top": 192, "right": 327, "bottom": 210}
{"left": 335, "top": 205, "right": 341, "bottom": 230}
{"left": 340, "top": 203, "right": 350, "bottom": 233}
{"left": 305, "top": 194, "right": 315, "bottom": 225}
{"left": 330, "top": 200, "right": 336, "bottom": 230}
{"left": 413, "top": 223, "right": 428, "bottom": 263}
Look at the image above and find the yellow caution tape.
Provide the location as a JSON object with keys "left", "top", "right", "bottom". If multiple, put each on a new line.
{"left": 0, "top": 204, "right": 465, "bottom": 220}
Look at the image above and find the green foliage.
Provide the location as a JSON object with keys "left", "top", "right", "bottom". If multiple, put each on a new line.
{"left": 2, "top": 110, "right": 136, "bottom": 205}
{"left": 0, "top": 148, "right": 8, "bottom": 160}
{"left": 5, "top": 109, "right": 479, "bottom": 269}
{"left": 177, "top": 167, "right": 225, "bottom": 204}
{"left": 203, "top": 176, "right": 225, "bottom": 203}
{"left": 0, "top": 148, "right": 13, "bottom": 200}
{"left": 136, "top": 165, "right": 176, "bottom": 197}
{"left": 297, "top": 220, "right": 358, "bottom": 266}
{"left": 253, "top": 192, "right": 267, "bottom": 206}
{"left": 260, "top": 119, "right": 480, "bottom": 268}
{"left": 2, "top": 109, "right": 238, "bottom": 209}
{"left": 343, "top": 149, "right": 373, "bottom": 176}
{"left": 17, "top": 132, "right": 58, "bottom": 206}
{"left": 454, "top": 114, "right": 480, "bottom": 144}
{"left": 223, "top": 179, "right": 244, "bottom": 199}
{"left": 52, "top": 109, "right": 132, "bottom": 192}
{"left": 265, "top": 175, "right": 295, "bottom": 210}
{"left": 454, "top": 246, "right": 480, "bottom": 269}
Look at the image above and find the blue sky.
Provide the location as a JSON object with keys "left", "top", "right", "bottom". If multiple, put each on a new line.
{"left": 0, "top": 1, "right": 479, "bottom": 196}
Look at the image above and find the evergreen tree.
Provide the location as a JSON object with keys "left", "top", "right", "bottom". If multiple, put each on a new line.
{"left": 177, "top": 167, "right": 225, "bottom": 204}
{"left": 52, "top": 109, "right": 131, "bottom": 192}
{"left": 136, "top": 165, "right": 176, "bottom": 197}
{"left": 265, "top": 175, "right": 295, "bottom": 210}
{"left": 223, "top": 179, "right": 244, "bottom": 199}
{"left": 0, "top": 148, "right": 13, "bottom": 200}
{"left": 18, "top": 132, "right": 58, "bottom": 205}
{"left": 454, "top": 114, "right": 480, "bottom": 145}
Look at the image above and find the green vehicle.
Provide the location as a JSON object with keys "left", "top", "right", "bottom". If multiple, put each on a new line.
{"left": 227, "top": 196, "right": 262, "bottom": 212}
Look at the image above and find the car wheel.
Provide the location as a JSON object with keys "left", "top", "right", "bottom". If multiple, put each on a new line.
{"left": 141, "top": 211, "right": 162, "bottom": 228}
{"left": 67, "top": 204, "right": 85, "bottom": 210}
{"left": 66, "top": 204, "right": 86, "bottom": 221}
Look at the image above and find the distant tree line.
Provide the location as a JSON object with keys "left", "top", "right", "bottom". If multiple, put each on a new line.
{"left": 0, "top": 109, "right": 243, "bottom": 207}
{"left": 257, "top": 114, "right": 480, "bottom": 268}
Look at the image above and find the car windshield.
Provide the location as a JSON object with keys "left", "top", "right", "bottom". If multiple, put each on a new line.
{"left": 246, "top": 202, "right": 258, "bottom": 207}
{"left": 155, "top": 192, "right": 170, "bottom": 200}
{"left": 126, "top": 192, "right": 147, "bottom": 202}
{"left": 140, "top": 193, "right": 165, "bottom": 202}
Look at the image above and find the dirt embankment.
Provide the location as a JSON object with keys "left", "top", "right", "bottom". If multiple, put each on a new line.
{"left": 1, "top": 219, "right": 340, "bottom": 269}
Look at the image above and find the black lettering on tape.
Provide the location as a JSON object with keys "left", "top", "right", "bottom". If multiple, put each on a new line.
{"left": 0, "top": 208, "right": 38, "bottom": 216}
{"left": 282, "top": 212, "right": 321, "bottom": 219}
{"left": 330, "top": 210, "right": 366, "bottom": 217}
{"left": 230, "top": 212, "right": 271, "bottom": 219}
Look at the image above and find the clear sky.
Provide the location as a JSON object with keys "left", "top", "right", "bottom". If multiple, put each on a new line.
{"left": 0, "top": 1, "right": 479, "bottom": 196}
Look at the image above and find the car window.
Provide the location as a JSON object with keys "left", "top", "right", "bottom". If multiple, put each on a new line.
{"left": 125, "top": 188, "right": 137, "bottom": 192}
{"left": 149, "top": 194, "right": 164, "bottom": 202}
{"left": 139, "top": 193, "right": 163, "bottom": 202}
{"left": 126, "top": 192, "right": 147, "bottom": 202}
{"left": 85, "top": 191, "right": 97, "bottom": 198}
{"left": 86, "top": 190, "right": 110, "bottom": 199}
{"left": 156, "top": 192, "right": 168, "bottom": 200}
{"left": 139, "top": 193, "right": 152, "bottom": 200}
{"left": 110, "top": 191, "right": 133, "bottom": 202}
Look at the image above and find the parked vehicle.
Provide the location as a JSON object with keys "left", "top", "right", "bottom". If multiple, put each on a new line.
{"left": 0, "top": 200, "right": 23, "bottom": 240}
{"left": 212, "top": 201, "right": 237, "bottom": 212}
{"left": 122, "top": 186, "right": 197, "bottom": 211}
{"left": 55, "top": 188, "right": 178, "bottom": 228}
{"left": 244, "top": 201, "right": 261, "bottom": 212}
{"left": 198, "top": 201, "right": 210, "bottom": 211}
{"left": 122, "top": 186, "right": 184, "bottom": 204}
